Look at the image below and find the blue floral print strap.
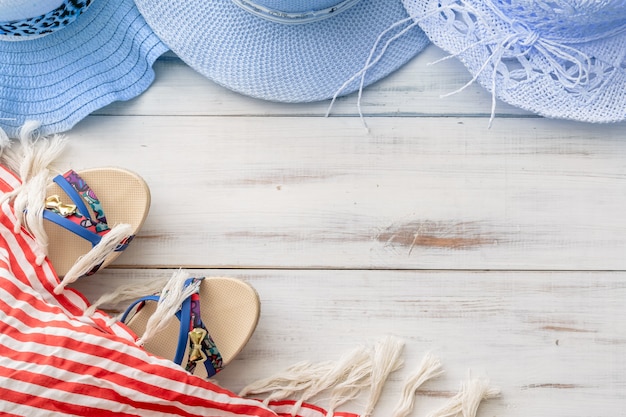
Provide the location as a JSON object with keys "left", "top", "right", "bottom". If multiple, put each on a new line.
{"left": 57, "top": 169, "right": 110, "bottom": 232}
{"left": 183, "top": 278, "right": 223, "bottom": 377}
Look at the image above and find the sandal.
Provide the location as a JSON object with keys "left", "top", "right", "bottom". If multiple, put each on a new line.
{"left": 43, "top": 168, "right": 150, "bottom": 292}
{"left": 120, "top": 271, "right": 260, "bottom": 378}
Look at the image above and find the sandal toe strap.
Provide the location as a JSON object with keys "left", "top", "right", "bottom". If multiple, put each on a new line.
{"left": 51, "top": 170, "right": 110, "bottom": 231}
{"left": 44, "top": 169, "right": 134, "bottom": 275}
{"left": 179, "top": 278, "right": 224, "bottom": 377}
{"left": 121, "top": 278, "right": 224, "bottom": 378}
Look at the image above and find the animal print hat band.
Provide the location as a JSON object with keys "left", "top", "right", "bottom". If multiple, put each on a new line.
{"left": 0, "top": 0, "right": 168, "bottom": 138}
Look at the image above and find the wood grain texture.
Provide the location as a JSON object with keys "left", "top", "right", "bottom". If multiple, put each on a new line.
{"left": 56, "top": 43, "right": 626, "bottom": 417}
{"left": 72, "top": 269, "right": 626, "bottom": 417}
{"left": 56, "top": 115, "right": 626, "bottom": 270}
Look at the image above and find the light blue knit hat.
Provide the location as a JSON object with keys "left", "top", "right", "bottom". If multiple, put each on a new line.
{"left": 403, "top": 0, "right": 626, "bottom": 123}
{"left": 0, "top": 0, "right": 168, "bottom": 138}
{"left": 133, "top": 0, "right": 430, "bottom": 103}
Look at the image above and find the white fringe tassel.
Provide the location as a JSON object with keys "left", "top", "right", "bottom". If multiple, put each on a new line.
{"left": 0, "top": 121, "right": 66, "bottom": 191}
{"left": 54, "top": 223, "right": 133, "bottom": 294}
{"left": 240, "top": 337, "right": 405, "bottom": 417}
{"left": 324, "top": 348, "right": 374, "bottom": 417}
{"left": 0, "top": 123, "right": 137, "bottom": 292}
{"left": 84, "top": 275, "right": 171, "bottom": 317}
{"left": 390, "top": 352, "right": 444, "bottom": 417}
{"left": 290, "top": 345, "right": 372, "bottom": 416}
{"left": 0, "top": 125, "right": 11, "bottom": 154}
{"left": 135, "top": 269, "right": 199, "bottom": 346}
{"left": 427, "top": 378, "right": 500, "bottom": 417}
{"left": 0, "top": 122, "right": 67, "bottom": 263}
{"left": 12, "top": 170, "right": 50, "bottom": 263}
{"left": 361, "top": 335, "right": 405, "bottom": 417}
{"left": 240, "top": 360, "right": 337, "bottom": 405}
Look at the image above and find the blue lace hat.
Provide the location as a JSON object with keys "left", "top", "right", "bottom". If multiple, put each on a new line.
{"left": 0, "top": 0, "right": 168, "bottom": 138}
{"left": 132, "top": 0, "right": 430, "bottom": 103}
{"left": 403, "top": 0, "right": 626, "bottom": 123}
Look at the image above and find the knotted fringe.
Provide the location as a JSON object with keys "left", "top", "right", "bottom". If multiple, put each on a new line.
{"left": 0, "top": 125, "right": 11, "bottom": 155}
{"left": 290, "top": 346, "right": 372, "bottom": 415}
{"left": 240, "top": 360, "right": 338, "bottom": 405}
{"left": 0, "top": 121, "right": 65, "bottom": 182}
{"left": 390, "top": 352, "right": 444, "bottom": 417}
{"left": 14, "top": 171, "right": 50, "bottom": 263}
{"left": 362, "top": 336, "right": 405, "bottom": 417}
{"left": 324, "top": 349, "right": 375, "bottom": 416}
{"left": 0, "top": 122, "right": 135, "bottom": 292}
{"left": 135, "top": 269, "right": 201, "bottom": 347}
{"left": 84, "top": 275, "right": 171, "bottom": 319}
{"left": 0, "top": 121, "right": 67, "bottom": 263}
{"left": 427, "top": 378, "right": 500, "bottom": 417}
{"left": 54, "top": 223, "right": 133, "bottom": 294}
{"left": 240, "top": 336, "right": 405, "bottom": 417}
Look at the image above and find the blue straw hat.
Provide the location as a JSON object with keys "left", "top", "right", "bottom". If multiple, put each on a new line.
{"left": 133, "top": 0, "right": 430, "bottom": 103}
{"left": 0, "top": 0, "right": 168, "bottom": 138}
{"left": 404, "top": 0, "right": 626, "bottom": 123}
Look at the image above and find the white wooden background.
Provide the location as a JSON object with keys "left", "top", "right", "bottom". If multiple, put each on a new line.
{"left": 62, "top": 45, "right": 626, "bottom": 417}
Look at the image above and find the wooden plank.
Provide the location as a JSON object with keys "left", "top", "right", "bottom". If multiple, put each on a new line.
{"left": 58, "top": 115, "right": 626, "bottom": 270}
{"left": 94, "top": 46, "right": 530, "bottom": 118}
{"left": 72, "top": 268, "right": 626, "bottom": 417}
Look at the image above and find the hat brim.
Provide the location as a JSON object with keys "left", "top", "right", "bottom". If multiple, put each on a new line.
{"left": 0, "top": 0, "right": 168, "bottom": 138}
{"left": 134, "top": 0, "right": 430, "bottom": 103}
{"left": 404, "top": 0, "right": 626, "bottom": 123}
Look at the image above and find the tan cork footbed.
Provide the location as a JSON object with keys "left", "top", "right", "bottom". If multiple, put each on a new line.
{"left": 44, "top": 168, "right": 151, "bottom": 278}
{"left": 125, "top": 277, "right": 261, "bottom": 378}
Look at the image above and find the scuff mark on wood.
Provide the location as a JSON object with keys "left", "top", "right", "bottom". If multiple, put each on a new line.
{"left": 377, "top": 220, "right": 495, "bottom": 252}
{"left": 415, "top": 389, "right": 457, "bottom": 398}
{"left": 226, "top": 231, "right": 296, "bottom": 241}
{"left": 541, "top": 325, "right": 596, "bottom": 333}
{"left": 236, "top": 172, "right": 344, "bottom": 186}
{"left": 591, "top": 337, "right": 626, "bottom": 345}
{"left": 522, "top": 383, "right": 582, "bottom": 390}
{"left": 133, "top": 234, "right": 166, "bottom": 240}
{"left": 225, "top": 230, "right": 363, "bottom": 243}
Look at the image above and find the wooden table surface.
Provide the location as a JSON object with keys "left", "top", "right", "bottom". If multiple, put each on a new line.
{"left": 65, "top": 45, "right": 626, "bottom": 417}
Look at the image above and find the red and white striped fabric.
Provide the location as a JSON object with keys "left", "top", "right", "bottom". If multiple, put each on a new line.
{"left": 0, "top": 164, "right": 358, "bottom": 417}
